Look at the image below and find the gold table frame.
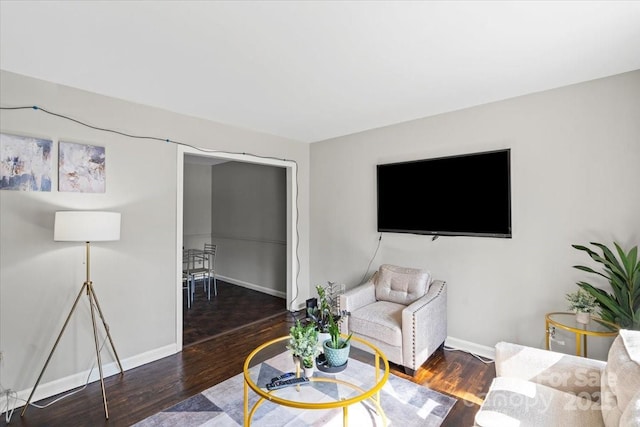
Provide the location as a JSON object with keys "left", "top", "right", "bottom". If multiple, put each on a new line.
{"left": 243, "top": 335, "right": 390, "bottom": 427}
{"left": 545, "top": 311, "right": 619, "bottom": 357}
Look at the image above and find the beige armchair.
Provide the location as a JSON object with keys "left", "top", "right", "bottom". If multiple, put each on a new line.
{"left": 339, "top": 264, "right": 447, "bottom": 376}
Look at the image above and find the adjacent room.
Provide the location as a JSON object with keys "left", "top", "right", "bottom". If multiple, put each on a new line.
{"left": 1, "top": 1, "right": 639, "bottom": 426}
{"left": 182, "top": 155, "right": 288, "bottom": 345}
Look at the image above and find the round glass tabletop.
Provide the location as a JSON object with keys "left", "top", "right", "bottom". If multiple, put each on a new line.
{"left": 546, "top": 312, "right": 619, "bottom": 335}
{"left": 242, "top": 335, "right": 390, "bottom": 425}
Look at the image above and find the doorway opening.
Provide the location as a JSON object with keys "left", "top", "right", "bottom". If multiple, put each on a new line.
{"left": 176, "top": 146, "right": 298, "bottom": 348}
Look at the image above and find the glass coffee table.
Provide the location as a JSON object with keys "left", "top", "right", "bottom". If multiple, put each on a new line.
{"left": 243, "top": 334, "right": 389, "bottom": 426}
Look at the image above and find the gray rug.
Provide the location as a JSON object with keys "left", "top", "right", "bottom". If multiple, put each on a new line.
{"left": 134, "top": 351, "right": 456, "bottom": 427}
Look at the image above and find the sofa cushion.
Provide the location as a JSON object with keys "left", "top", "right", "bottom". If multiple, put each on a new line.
{"left": 375, "top": 264, "right": 431, "bottom": 305}
{"left": 495, "top": 341, "right": 605, "bottom": 399}
{"left": 601, "top": 329, "right": 640, "bottom": 427}
{"left": 620, "top": 388, "right": 640, "bottom": 426}
{"left": 349, "top": 301, "right": 403, "bottom": 347}
{"left": 475, "top": 376, "right": 604, "bottom": 427}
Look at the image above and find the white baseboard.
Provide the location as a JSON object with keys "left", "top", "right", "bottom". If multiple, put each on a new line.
{"left": 445, "top": 336, "right": 495, "bottom": 360}
{"left": 217, "top": 275, "right": 286, "bottom": 299}
{"left": 14, "top": 343, "right": 178, "bottom": 407}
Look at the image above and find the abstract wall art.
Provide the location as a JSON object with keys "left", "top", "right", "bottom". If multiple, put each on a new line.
{"left": 58, "top": 141, "right": 106, "bottom": 193}
{"left": 0, "top": 132, "right": 53, "bottom": 191}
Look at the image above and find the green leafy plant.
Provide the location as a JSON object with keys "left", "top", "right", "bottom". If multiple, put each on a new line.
{"left": 286, "top": 320, "right": 319, "bottom": 362}
{"left": 326, "top": 312, "right": 352, "bottom": 349}
{"left": 307, "top": 284, "right": 332, "bottom": 332}
{"left": 573, "top": 241, "right": 640, "bottom": 330}
{"left": 566, "top": 289, "right": 598, "bottom": 314}
{"left": 302, "top": 355, "right": 314, "bottom": 369}
{"left": 307, "top": 282, "right": 348, "bottom": 333}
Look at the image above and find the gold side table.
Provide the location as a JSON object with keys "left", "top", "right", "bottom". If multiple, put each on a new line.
{"left": 545, "top": 312, "right": 619, "bottom": 357}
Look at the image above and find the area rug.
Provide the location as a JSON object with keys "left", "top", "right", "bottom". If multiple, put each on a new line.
{"left": 134, "top": 351, "right": 456, "bottom": 427}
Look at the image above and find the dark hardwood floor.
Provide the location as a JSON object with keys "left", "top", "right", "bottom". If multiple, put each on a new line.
{"left": 183, "top": 279, "right": 287, "bottom": 346}
{"left": 8, "top": 283, "right": 495, "bottom": 427}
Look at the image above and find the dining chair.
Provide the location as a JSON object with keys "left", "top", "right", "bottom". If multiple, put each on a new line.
{"left": 203, "top": 243, "right": 218, "bottom": 298}
{"left": 182, "top": 249, "right": 195, "bottom": 308}
{"left": 182, "top": 273, "right": 194, "bottom": 309}
{"left": 184, "top": 248, "right": 209, "bottom": 300}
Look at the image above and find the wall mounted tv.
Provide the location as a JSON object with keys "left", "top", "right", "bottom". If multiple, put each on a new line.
{"left": 377, "top": 149, "right": 511, "bottom": 238}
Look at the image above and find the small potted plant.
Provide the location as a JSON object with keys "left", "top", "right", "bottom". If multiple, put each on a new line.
{"left": 308, "top": 282, "right": 349, "bottom": 353}
{"left": 566, "top": 288, "right": 599, "bottom": 324}
{"left": 322, "top": 312, "right": 352, "bottom": 368}
{"left": 307, "top": 284, "right": 332, "bottom": 334}
{"left": 286, "top": 320, "right": 319, "bottom": 376}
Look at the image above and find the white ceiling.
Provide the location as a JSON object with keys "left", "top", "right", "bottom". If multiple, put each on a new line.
{"left": 1, "top": 1, "right": 639, "bottom": 143}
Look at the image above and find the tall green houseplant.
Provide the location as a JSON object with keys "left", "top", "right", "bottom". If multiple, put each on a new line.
{"left": 572, "top": 241, "right": 640, "bottom": 330}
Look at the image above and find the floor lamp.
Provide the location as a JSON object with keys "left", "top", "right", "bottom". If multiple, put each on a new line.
{"left": 21, "top": 211, "right": 124, "bottom": 420}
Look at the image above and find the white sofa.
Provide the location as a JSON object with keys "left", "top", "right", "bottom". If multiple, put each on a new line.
{"left": 338, "top": 264, "right": 447, "bottom": 376}
{"left": 475, "top": 329, "right": 640, "bottom": 427}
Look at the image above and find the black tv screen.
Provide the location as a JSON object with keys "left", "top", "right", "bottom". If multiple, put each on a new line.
{"left": 377, "top": 149, "right": 511, "bottom": 238}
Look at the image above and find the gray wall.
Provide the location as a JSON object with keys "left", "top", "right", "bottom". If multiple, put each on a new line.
{"left": 310, "top": 70, "right": 640, "bottom": 360}
{"left": 182, "top": 160, "right": 286, "bottom": 296}
{"left": 0, "top": 70, "right": 310, "bottom": 401}
{"left": 211, "top": 161, "right": 287, "bottom": 296}
{"left": 183, "top": 161, "right": 213, "bottom": 251}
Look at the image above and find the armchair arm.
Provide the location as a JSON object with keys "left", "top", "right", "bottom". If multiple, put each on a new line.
{"left": 496, "top": 341, "right": 605, "bottom": 400}
{"left": 339, "top": 276, "right": 377, "bottom": 335}
{"left": 401, "top": 280, "right": 447, "bottom": 370}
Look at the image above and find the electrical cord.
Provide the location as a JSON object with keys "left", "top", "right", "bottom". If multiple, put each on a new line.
{"left": 0, "top": 105, "right": 297, "bottom": 163}
{"left": 443, "top": 345, "right": 495, "bottom": 364}
{"left": 0, "top": 302, "right": 110, "bottom": 423}
{"left": 1, "top": 104, "right": 303, "bottom": 319}
{"left": 18, "top": 304, "right": 111, "bottom": 410}
{"left": 359, "top": 234, "right": 382, "bottom": 284}
{"left": 0, "top": 355, "right": 18, "bottom": 424}
{"left": 288, "top": 162, "right": 302, "bottom": 316}
{"left": 1, "top": 388, "right": 17, "bottom": 424}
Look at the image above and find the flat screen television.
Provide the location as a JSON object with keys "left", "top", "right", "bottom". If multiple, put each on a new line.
{"left": 377, "top": 149, "right": 511, "bottom": 238}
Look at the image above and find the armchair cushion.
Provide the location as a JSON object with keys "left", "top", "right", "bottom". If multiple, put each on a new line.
{"left": 349, "top": 301, "right": 404, "bottom": 347}
{"left": 375, "top": 264, "right": 431, "bottom": 305}
{"left": 601, "top": 329, "right": 640, "bottom": 427}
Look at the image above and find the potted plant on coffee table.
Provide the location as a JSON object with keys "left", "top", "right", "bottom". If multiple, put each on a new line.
{"left": 307, "top": 284, "right": 332, "bottom": 333}
{"left": 286, "top": 320, "right": 319, "bottom": 376}
{"left": 308, "top": 282, "right": 349, "bottom": 353}
{"left": 566, "top": 288, "right": 598, "bottom": 324}
{"left": 322, "top": 312, "right": 352, "bottom": 370}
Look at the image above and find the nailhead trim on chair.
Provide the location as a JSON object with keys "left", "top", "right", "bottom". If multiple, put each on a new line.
{"left": 410, "top": 281, "right": 446, "bottom": 369}
{"left": 411, "top": 312, "right": 416, "bottom": 367}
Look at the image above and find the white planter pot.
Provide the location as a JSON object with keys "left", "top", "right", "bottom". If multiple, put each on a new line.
{"left": 303, "top": 366, "right": 314, "bottom": 377}
{"left": 575, "top": 312, "right": 591, "bottom": 324}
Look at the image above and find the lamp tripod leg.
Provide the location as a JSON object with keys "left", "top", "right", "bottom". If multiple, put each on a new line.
{"left": 87, "top": 283, "right": 124, "bottom": 374}
{"left": 20, "top": 282, "right": 89, "bottom": 417}
{"left": 85, "top": 281, "right": 125, "bottom": 419}
{"left": 88, "top": 282, "right": 110, "bottom": 419}
{"left": 21, "top": 281, "right": 124, "bottom": 420}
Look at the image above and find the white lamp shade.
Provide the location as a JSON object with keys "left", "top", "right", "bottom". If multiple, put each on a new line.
{"left": 54, "top": 211, "right": 121, "bottom": 242}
